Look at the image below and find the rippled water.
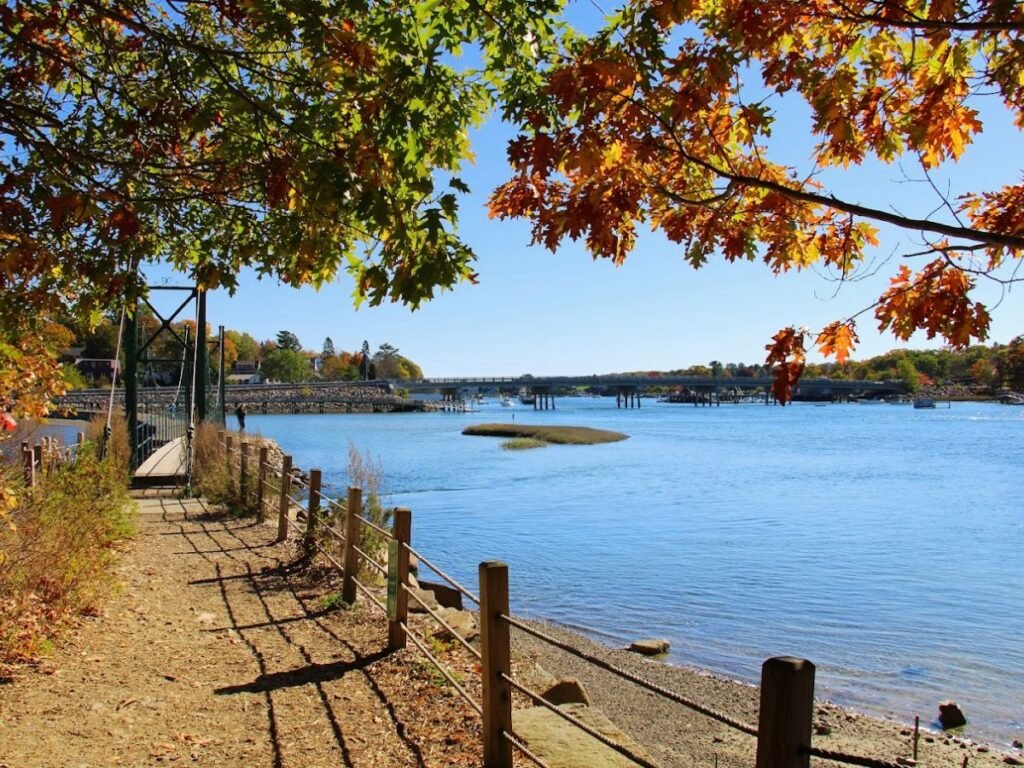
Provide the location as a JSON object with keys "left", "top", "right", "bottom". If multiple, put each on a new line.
{"left": 248, "top": 399, "right": 1024, "bottom": 746}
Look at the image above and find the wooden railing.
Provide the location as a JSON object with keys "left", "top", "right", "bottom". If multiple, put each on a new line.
{"left": 220, "top": 433, "right": 920, "bottom": 768}
{"left": 19, "top": 433, "right": 85, "bottom": 488}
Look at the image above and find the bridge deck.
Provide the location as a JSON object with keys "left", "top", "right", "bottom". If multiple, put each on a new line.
{"left": 134, "top": 436, "right": 187, "bottom": 486}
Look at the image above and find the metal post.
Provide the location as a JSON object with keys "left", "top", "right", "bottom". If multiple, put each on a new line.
{"left": 196, "top": 288, "right": 207, "bottom": 421}
{"left": 218, "top": 325, "right": 226, "bottom": 426}
{"left": 124, "top": 297, "right": 138, "bottom": 469}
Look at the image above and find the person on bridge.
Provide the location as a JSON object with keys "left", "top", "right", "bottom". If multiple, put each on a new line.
{"left": 235, "top": 404, "right": 247, "bottom": 432}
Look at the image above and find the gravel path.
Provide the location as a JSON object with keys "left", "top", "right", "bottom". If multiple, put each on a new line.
{"left": 0, "top": 494, "right": 481, "bottom": 768}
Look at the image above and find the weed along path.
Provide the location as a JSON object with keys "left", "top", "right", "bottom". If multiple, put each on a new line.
{"left": 0, "top": 495, "right": 483, "bottom": 768}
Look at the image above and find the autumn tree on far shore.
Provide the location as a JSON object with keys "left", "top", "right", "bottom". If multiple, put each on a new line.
{"left": 490, "top": 0, "right": 1024, "bottom": 401}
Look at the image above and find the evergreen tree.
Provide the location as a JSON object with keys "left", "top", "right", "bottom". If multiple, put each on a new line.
{"left": 276, "top": 330, "right": 302, "bottom": 353}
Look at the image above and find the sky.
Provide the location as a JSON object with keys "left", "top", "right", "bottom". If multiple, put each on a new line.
{"left": 144, "top": 10, "right": 1024, "bottom": 378}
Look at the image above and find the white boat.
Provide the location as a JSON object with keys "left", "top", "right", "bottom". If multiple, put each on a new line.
{"left": 499, "top": 397, "right": 514, "bottom": 407}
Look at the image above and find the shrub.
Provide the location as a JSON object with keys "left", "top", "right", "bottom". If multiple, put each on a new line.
{"left": 0, "top": 448, "right": 133, "bottom": 667}
{"left": 191, "top": 421, "right": 235, "bottom": 505}
{"left": 84, "top": 408, "right": 131, "bottom": 480}
{"left": 347, "top": 441, "right": 392, "bottom": 580}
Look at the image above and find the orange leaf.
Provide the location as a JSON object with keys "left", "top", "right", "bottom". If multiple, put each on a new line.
{"left": 815, "top": 321, "right": 858, "bottom": 363}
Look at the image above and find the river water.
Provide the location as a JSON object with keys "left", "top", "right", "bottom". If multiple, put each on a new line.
{"left": 247, "top": 398, "right": 1023, "bottom": 746}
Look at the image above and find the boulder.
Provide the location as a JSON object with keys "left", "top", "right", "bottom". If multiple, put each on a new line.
{"left": 513, "top": 703, "right": 656, "bottom": 768}
{"left": 431, "top": 608, "right": 479, "bottom": 643}
{"left": 542, "top": 678, "right": 591, "bottom": 707}
{"left": 407, "top": 586, "right": 440, "bottom": 614}
{"left": 628, "top": 638, "right": 670, "bottom": 656}
{"left": 938, "top": 701, "right": 967, "bottom": 730}
{"left": 417, "top": 579, "right": 464, "bottom": 610}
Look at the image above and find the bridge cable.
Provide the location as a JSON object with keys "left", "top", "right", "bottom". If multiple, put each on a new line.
{"left": 100, "top": 304, "right": 128, "bottom": 459}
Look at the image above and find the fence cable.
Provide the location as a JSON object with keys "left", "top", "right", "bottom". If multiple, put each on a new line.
{"left": 804, "top": 746, "right": 907, "bottom": 768}
{"left": 306, "top": 533, "right": 347, "bottom": 575}
{"left": 501, "top": 614, "right": 759, "bottom": 737}
{"left": 319, "top": 493, "right": 345, "bottom": 514}
{"left": 399, "top": 621, "right": 483, "bottom": 717}
{"left": 320, "top": 522, "right": 346, "bottom": 545}
{"left": 352, "top": 546, "right": 388, "bottom": 577}
{"left": 398, "top": 583, "right": 482, "bottom": 661}
{"left": 404, "top": 543, "right": 481, "bottom": 607}
{"left": 351, "top": 577, "right": 388, "bottom": 615}
{"left": 501, "top": 729, "right": 553, "bottom": 768}
{"left": 499, "top": 672, "right": 661, "bottom": 768}
{"left": 354, "top": 513, "right": 392, "bottom": 539}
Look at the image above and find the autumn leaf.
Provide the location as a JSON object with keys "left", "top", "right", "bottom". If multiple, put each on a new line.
{"left": 765, "top": 327, "right": 806, "bottom": 405}
{"left": 816, "top": 321, "right": 859, "bottom": 363}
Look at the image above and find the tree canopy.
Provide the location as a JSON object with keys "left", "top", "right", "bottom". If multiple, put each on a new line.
{"left": 2, "top": 0, "right": 1023, "bottom": 412}
{"left": 260, "top": 347, "right": 310, "bottom": 383}
{"left": 489, "top": 0, "right": 1024, "bottom": 400}
{"left": 0, "top": 0, "right": 561, "bottom": 416}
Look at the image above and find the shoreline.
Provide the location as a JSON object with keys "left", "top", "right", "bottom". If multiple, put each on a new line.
{"left": 509, "top": 617, "right": 1023, "bottom": 768}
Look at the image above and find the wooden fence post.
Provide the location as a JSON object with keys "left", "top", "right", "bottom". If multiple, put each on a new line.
{"left": 342, "top": 486, "right": 361, "bottom": 604}
{"left": 32, "top": 443, "right": 43, "bottom": 484}
{"left": 240, "top": 442, "right": 250, "bottom": 503}
{"left": 225, "top": 434, "right": 234, "bottom": 485}
{"left": 22, "top": 441, "right": 34, "bottom": 487}
{"left": 277, "top": 455, "right": 292, "bottom": 543}
{"left": 77, "top": 432, "right": 85, "bottom": 446}
{"left": 256, "top": 445, "right": 268, "bottom": 523}
{"left": 480, "top": 561, "right": 513, "bottom": 768}
{"left": 304, "top": 469, "right": 322, "bottom": 555}
{"left": 755, "top": 657, "right": 815, "bottom": 768}
{"left": 388, "top": 507, "right": 412, "bottom": 650}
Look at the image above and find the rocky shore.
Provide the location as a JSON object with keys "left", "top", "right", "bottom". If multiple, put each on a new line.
{"left": 505, "top": 619, "right": 1023, "bottom": 768}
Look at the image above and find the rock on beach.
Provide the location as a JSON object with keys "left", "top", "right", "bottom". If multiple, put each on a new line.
{"left": 628, "top": 638, "right": 670, "bottom": 656}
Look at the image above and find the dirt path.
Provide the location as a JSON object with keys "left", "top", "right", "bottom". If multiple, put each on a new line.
{"left": 0, "top": 495, "right": 481, "bottom": 768}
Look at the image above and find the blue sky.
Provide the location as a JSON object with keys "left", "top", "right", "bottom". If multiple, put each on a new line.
{"left": 146, "top": 11, "right": 1024, "bottom": 377}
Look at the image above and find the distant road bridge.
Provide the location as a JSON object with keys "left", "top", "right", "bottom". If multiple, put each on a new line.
{"left": 54, "top": 376, "right": 906, "bottom": 418}
{"left": 404, "top": 375, "right": 906, "bottom": 408}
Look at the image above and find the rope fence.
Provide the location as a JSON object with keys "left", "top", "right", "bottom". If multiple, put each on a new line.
{"left": 212, "top": 432, "right": 933, "bottom": 768}
{"left": 400, "top": 582, "right": 482, "bottom": 661}
{"left": 354, "top": 512, "right": 392, "bottom": 539}
{"left": 503, "top": 612, "right": 759, "bottom": 737}
{"left": 500, "top": 672, "right": 660, "bottom": 768}
{"left": 18, "top": 433, "right": 86, "bottom": 487}
{"left": 405, "top": 543, "right": 481, "bottom": 607}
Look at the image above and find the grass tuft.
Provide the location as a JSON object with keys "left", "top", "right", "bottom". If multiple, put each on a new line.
{"left": 501, "top": 438, "right": 548, "bottom": 451}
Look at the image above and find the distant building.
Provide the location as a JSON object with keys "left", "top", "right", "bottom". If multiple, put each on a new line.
{"left": 309, "top": 355, "right": 323, "bottom": 373}
{"left": 228, "top": 360, "right": 262, "bottom": 385}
